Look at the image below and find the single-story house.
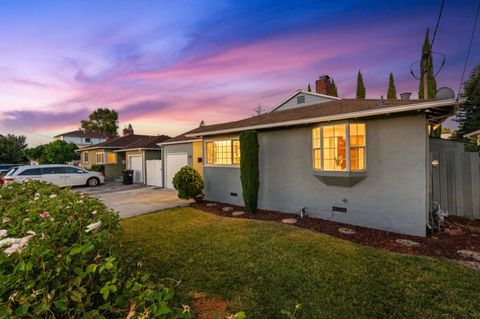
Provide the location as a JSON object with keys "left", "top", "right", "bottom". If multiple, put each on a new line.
{"left": 158, "top": 129, "right": 203, "bottom": 189}
{"left": 77, "top": 126, "right": 170, "bottom": 183}
{"left": 185, "top": 76, "right": 468, "bottom": 236}
{"left": 54, "top": 130, "right": 108, "bottom": 148}
{"left": 464, "top": 129, "right": 480, "bottom": 146}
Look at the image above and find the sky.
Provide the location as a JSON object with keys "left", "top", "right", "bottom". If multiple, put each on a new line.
{"left": 0, "top": 0, "right": 479, "bottom": 146}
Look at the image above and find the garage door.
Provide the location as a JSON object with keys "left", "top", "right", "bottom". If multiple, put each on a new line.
{"left": 128, "top": 155, "right": 143, "bottom": 183}
{"left": 166, "top": 153, "right": 188, "bottom": 189}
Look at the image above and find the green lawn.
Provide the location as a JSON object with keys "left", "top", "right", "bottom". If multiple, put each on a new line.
{"left": 120, "top": 208, "right": 480, "bottom": 318}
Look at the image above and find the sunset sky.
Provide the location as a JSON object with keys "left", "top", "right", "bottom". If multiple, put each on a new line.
{"left": 1, "top": 0, "right": 479, "bottom": 146}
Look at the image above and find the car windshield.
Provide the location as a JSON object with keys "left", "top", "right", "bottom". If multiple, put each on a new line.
{"left": 6, "top": 167, "right": 19, "bottom": 176}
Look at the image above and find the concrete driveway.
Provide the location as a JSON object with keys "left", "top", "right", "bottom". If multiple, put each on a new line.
{"left": 75, "top": 183, "right": 192, "bottom": 218}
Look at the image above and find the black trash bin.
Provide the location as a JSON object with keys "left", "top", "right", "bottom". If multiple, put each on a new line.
{"left": 122, "top": 169, "right": 134, "bottom": 185}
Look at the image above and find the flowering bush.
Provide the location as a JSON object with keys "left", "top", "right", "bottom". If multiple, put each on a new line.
{"left": 0, "top": 181, "right": 191, "bottom": 318}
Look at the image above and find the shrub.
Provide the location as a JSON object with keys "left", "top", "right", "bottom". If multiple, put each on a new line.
{"left": 0, "top": 181, "right": 191, "bottom": 318}
{"left": 239, "top": 131, "right": 259, "bottom": 213}
{"left": 172, "top": 167, "right": 203, "bottom": 201}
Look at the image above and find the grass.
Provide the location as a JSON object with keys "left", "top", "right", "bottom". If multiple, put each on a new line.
{"left": 120, "top": 208, "right": 480, "bottom": 318}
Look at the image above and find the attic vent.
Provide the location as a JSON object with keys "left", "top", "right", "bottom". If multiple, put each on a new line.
{"left": 297, "top": 95, "right": 305, "bottom": 104}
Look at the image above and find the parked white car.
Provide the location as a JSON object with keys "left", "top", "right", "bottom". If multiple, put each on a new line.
{"left": 3, "top": 165, "right": 104, "bottom": 187}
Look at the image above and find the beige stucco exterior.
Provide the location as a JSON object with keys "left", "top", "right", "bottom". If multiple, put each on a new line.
{"left": 79, "top": 148, "right": 126, "bottom": 181}
{"left": 192, "top": 141, "right": 204, "bottom": 177}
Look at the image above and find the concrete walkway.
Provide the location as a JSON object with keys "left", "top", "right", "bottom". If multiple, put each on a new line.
{"left": 90, "top": 187, "right": 192, "bottom": 219}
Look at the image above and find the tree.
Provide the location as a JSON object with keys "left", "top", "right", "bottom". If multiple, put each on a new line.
{"left": 0, "top": 134, "right": 27, "bottom": 164}
{"left": 331, "top": 78, "right": 339, "bottom": 97}
{"left": 387, "top": 73, "right": 397, "bottom": 99}
{"left": 307, "top": 83, "right": 312, "bottom": 92}
{"left": 239, "top": 131, "right": 259, "bottom": 213}
{"left": 356, "top": 70, "right": 366, "bottom": 99}
{"left": 26, "top": 140, "right": 79, "bottom": 164}
{"left": 454, "top": 64, "right": 480, "bottom": 151}
{"left": 81, "top": 108, "right": 119, "bottom": 137}
{"left": 418, "top": 29, "right": 437, "bottom": 99}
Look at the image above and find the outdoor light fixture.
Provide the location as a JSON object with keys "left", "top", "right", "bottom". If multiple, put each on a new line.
{"left": 432, "top": 160, "right": 439, "bottom": 167}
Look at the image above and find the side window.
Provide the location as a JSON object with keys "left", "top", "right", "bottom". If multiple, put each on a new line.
{"left": 42, "top": 167, "right": 66, "bottom": 174}
{"left": 18, "top": 168, "right": 43, "bottom": 176}
{"left": 65, "top": 167, "right": 85, "bottom": 174}
{"left": 85, "top": 138, "right": 91, "bottom": 143}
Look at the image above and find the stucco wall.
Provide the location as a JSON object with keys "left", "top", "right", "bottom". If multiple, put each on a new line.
{"left": 204, "top": 113, "right": 428, "bottom": 236}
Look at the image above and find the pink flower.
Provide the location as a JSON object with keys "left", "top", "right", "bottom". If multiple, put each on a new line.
{"left": 2, "top": 217, "right": 11, "bottom": 224}
{"left": 39, "top": 212, "right": 49, "bottom": 218}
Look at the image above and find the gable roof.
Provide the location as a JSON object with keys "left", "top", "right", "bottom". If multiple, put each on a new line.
{"left": 158, "top": 129, "right": 202, "bottom": 146}
{"left": 464, "top": 129, "right": 480, "bottom": 138}
{"left": 117, "top": 135, "right": 171, "bottom": 151}
{"left": 77, "top": 134, "right": 169, "bottom": 151}
{"left": 186, "top": 98, "right": 464, "bottom": 137}
{"left": 268, "top": 90, "right": 341, "bottom": 113}
{"left": 54, "top": 130, "right": 107, "bottom": 139}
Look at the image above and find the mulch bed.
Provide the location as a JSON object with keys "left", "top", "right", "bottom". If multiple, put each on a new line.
{"left": 192, "top": 201, "right": 480, "bottom": 264}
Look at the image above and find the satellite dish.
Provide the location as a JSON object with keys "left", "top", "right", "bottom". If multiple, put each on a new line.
{"left": 435, "top": 87, "right": 455, "bottom": 100}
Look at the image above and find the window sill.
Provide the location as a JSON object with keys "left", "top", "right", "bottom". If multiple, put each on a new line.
{"left": 313, "top": 170, "right": 367, "bottom": 187}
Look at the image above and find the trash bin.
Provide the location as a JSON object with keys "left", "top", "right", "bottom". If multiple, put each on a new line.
{"left": 122, "top": 169, "right": 134, "bottom": 185}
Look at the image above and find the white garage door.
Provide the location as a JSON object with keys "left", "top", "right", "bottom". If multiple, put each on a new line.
{"left": 166, "top": 153, "right": 188, "bottom": 189}
{"left": 128, "top": 155, "right": 143, "bottom": 183}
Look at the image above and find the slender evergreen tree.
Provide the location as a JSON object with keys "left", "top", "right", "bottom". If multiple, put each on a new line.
{"left": 307, "top": 83, "right": 312, "bottom": 92}
{"left": 356, "top": 70, "right": 366, "bottom": 99}
{"left": 418, "top": 29, "right": 437, "bottom": 99}
{"left": 387, "top": 73, "right": 397, "bottom": 99}
{"left": 331, "top": 78, "right": 339, "bottom": 97}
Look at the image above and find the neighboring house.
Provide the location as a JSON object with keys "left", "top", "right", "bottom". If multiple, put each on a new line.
{"left": 77, "top": 126, "right": 170, "bottom": 183}
{"left": 464, "top": 129, "right": 480, "bottom": 146}
{"left": 54, "top": 130, "right": 108, "bottom": 148}
{"left": 158, "top": 129, "right": 203, "bottom": 189}
{"left": 184, "top": 75, "right": 468, "bottom": 237}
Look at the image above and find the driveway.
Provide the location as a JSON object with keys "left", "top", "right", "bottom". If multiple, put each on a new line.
{"left": 75, "top": 183, "right": 192, "bottom": 218}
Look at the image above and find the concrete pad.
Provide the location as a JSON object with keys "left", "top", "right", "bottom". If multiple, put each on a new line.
{"left": 89, "top": 187, "right": 192, "bottom": 219}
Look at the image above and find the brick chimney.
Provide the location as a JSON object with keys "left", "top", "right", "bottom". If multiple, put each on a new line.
{"left": 315, "top": 75, "right": 334, "bottom": 96}
{"left": 122, "top": 124, "right": 134, "bottom": 136}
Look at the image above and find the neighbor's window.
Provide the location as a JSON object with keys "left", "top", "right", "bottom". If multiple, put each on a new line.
{"left": 106, "top": 153, "right": 117, "bottom": 164}
{"left": 96, "top": 153, "right": 105, "bottom": 164}
{"left": 206, "top": 139, "right": 240, "bottom": 165}
{"left": 85, "top": 138, "right": 91, "bottom": 143}
{"left": 312, "top": 123, "right": 366, "bottom": 172}
{"left": 83, "top": 152, "right": 89, "bottom": 163}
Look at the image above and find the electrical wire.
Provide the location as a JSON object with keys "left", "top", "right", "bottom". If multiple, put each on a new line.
{"left": 457, "top": 1, "right": 480, "bottom": 98}
{"left": 430, "top": 0, "right": 445, "bottom": 51}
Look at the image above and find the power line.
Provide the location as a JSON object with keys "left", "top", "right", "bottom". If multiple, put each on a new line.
{"left": 430, "top": 0, "right": 445, "bottom": 51}
{"left": 457, "top": 1, "right": 480, "bottom": 98}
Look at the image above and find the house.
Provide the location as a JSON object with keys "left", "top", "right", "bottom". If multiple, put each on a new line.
{"left": 185, "top": 75, "right": 469, "bottom": 237}
{"left": 464, "top": 129, "right": 480, "bottom": 146}
{"left": 77, "top": 125, "right": 170, "bottom": 183}
{"left": 54, "top": 130, "right": 108, "bottom": 148}
{"left": 158, "top": 129, "right": 203, "bottom": 189}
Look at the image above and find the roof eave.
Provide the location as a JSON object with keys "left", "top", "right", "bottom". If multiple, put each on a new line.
{"left": 157, "top": 139, "right": 202, "bottom": 146}
{"left": 186, "top": 98, "right": 465, "bottom": 138}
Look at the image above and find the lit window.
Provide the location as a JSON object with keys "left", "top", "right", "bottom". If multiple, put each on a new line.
{"left": 106, "top": 153, "right": 117, "bottom": 164}
{"left": 96, "top": 153, "right": 105, "bottom": 164}
{"left": 312, "top": 123, "right": 366, "bottom": 172}
{"left": 83, "top": 152, "right": 89, "bottom": 163}
{"left": 205, "top": 139, "right": 240, "bottom": 165}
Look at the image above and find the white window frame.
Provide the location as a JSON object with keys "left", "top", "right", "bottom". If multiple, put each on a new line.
{"left": 204, "top": 137, "right": 240, "bottom": 167}
{"left": 83, "top": 152, "right": 89, "bottom": 163}
{"left": 312, "top": 122, "right": 367, "bottom": 172}
{"left": 96, "top": 152, "right": 105, "bottom": 164}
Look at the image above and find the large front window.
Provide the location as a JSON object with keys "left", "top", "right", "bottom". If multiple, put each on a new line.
{"left": 312, "top": 123, "right": 366, "bottom": 172}
{"left": 206, "top": 139, "right": 240, "bottom": 165}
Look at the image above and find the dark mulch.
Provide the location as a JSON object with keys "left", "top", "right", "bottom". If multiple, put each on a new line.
{"left": 192, "top": 201, "right": 480, "bottom": 262}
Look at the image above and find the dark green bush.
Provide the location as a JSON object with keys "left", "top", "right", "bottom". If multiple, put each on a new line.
{"left": 0, "top": 181, "right": 191, "bottom": 318}
{"left": 239, "top": 131, "right": 259, "bottom": 213}
{"left": 172, "top": 166, "right": 203, "bottom": 201}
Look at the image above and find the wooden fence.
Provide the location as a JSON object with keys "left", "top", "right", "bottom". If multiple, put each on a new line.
{"left": 430, "top": 151, "right": 480, "bottom": 219}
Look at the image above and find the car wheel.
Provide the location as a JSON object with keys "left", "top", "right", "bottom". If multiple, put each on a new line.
{"left": 87, "top": 177, "right": 100, "bottom": 187}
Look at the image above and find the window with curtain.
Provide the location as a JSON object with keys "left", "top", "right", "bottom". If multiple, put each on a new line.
{"left": 312, "top": 123, "right": 366, "bottom": 172}
{"left": 206, "top": 139, "right": 240, "bottom": 165}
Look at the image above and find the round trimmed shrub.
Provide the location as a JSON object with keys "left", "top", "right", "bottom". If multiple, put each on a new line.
{"left": 172, "top": 166, "right": 204, "bottom": 201}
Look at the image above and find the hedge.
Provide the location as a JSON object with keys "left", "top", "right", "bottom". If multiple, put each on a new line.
{"left": 239, "top": 131, "right": 260, "bottom": 213}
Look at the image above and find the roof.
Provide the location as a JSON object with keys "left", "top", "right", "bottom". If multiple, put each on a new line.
{"left": 117, "top": 135, "right": 171, "bottom": 151}
{"left": 186, "top": 98, "right": 464, "bottom": 137}
{"left": 54, "top": 130, "right": 107, "bottom": 139}
{"left": 464, "top": 129, "right": 480, "bottom": 139}
{"left": 77, "top": 134, "right": 170, "bottom": 151}
{"left": 158, "top": 129, "right": 202, "bottom": 146}
{"left": 268, "top": 90, "right": 341, "bottom": 112}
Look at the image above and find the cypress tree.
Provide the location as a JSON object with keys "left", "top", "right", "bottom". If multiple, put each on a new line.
{"left": 331, "top": 78, "right": 339, "bottom": 97}
{"left": 239, "top": 131, "right": 260, "bottom": 213}
{"left": 387, "top": 73, "right": 397, "bottom": 99}
{"left": 356, "top": 70, "right": 366, "bottom": 99}
{"left": 307, "top": 83, "right": 312, "bottom": 92}
{"left": 418, "top": 29, "right": 437, "bottom": 99}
